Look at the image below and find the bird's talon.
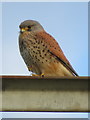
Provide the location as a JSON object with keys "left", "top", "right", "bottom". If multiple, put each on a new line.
{"left": 32, "top": 74, "right": 40, "bottom": 77}
{"left": 41, "top": 73, "right": 44, "bottom": 77}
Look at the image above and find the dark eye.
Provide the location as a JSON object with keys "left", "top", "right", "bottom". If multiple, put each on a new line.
{"left": 28, "top": 26, "right": 31, "bottom": 29}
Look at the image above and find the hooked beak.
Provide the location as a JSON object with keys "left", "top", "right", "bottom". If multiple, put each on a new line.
{"left": 20, "top": 28, "right": 26, "bottom": 33}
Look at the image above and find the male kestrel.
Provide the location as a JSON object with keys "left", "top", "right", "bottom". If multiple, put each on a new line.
{"left": 19, "top": 20, "right": 78, "bottom": 77}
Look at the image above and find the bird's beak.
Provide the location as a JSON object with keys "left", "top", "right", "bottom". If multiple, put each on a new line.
{"left": 20, "top": 28, "right": 26, "bottom": 33}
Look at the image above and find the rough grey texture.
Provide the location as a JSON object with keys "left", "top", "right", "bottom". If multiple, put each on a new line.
{"left": 0, "top": 76, "right": 89, "bottom": 111}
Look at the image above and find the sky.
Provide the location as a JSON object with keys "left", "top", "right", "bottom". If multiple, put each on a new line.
{"left": 0, "top": 1, "right": 89, "bottom": 119}
{"left": 1, "top": 112, "right": 89, "bottom": 118}
{"left": 1, "top": 2, "right": 88, "bottom": 76}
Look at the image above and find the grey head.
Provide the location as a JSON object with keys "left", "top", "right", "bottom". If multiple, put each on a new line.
{"left": 19, "top": 20, "right": 44, "bottom": 33}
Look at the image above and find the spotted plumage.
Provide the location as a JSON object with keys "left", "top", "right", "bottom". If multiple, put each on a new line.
{"left": 19, "top": 20, "right": 78, "bottom": 77}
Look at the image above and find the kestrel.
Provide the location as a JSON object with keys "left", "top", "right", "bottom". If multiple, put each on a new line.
{"left": 19, "top": 20, "right": 78, "bottom": 77}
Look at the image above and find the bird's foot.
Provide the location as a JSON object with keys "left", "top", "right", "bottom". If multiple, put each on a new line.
{"left": 40, "top": 73, "right": 45, "bottom": 77}
{"left": 32, "top": 73, "right": 45, "bottom": 77}
{"left": 32, "top": 74, "right": 39, "bottom": 77}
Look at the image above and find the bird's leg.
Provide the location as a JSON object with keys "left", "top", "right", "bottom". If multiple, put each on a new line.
{"left": 31, "top": 73, "right": 45, "bottom": 77}
{"left": 28, "top": 66, "right": 32, "bottom": 71}
{"left": 32, "top": 74, "right": 40, "bottom": 77}
{"left": 28, "top": 66, "right": 39, "bottom": 76}
{"left": 40, "top": 73, "right": 45, "bottom": 77}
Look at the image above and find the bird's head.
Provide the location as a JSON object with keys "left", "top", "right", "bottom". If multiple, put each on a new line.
{"left": 19, "top": 20, "right": 44, "bottom": 34}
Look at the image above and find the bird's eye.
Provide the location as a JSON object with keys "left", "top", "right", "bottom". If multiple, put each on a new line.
{"left": 28, "top": 26, "right": 31, "bottom": 29}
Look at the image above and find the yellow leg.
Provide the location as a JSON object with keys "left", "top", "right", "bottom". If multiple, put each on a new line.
{"left": 40, "top": 73, "right": 45, "bottom": 77}
{"left": 28, "top": 66, "right": 32, "bottom": 71}
{"left": 32, "top": 73, "right": 45, "bottom": 77}
{"left": 32, "top": 74, "right": 40, "bottom": 77}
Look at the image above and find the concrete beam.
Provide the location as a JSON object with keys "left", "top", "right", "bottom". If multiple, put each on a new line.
{"left": 0, "top": 76, "right": 89, "bottom": 112}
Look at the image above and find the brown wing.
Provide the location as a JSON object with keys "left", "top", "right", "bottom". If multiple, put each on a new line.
{"left": 36, "top": 31, "right": 78, "bottom": 76}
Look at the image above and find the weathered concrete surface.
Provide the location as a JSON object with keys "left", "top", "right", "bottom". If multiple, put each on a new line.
{"left": 0, "top": 76, "right": 89, "bottom": 111}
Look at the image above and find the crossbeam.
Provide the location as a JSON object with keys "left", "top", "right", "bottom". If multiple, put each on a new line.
{"left": 0, "top": 76, "right": 89, "bottom": 112}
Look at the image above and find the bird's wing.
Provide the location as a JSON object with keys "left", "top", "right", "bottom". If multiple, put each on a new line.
{"left": 36, "top": 31, "right": 78, "bottom": 76}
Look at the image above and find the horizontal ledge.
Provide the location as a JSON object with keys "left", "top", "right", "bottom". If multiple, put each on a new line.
{"left": 0, "top": 76, "right": 89, "bottom": 112}
{"left": 0, "top": 76, "right": 89, "bottom": 91}
{"left": 0, "top": 75, "right": 89, "bottom": 79}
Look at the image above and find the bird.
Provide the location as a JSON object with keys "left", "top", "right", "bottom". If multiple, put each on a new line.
{"left": 19, "top": 20, "right": 78, "bottom": 77}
